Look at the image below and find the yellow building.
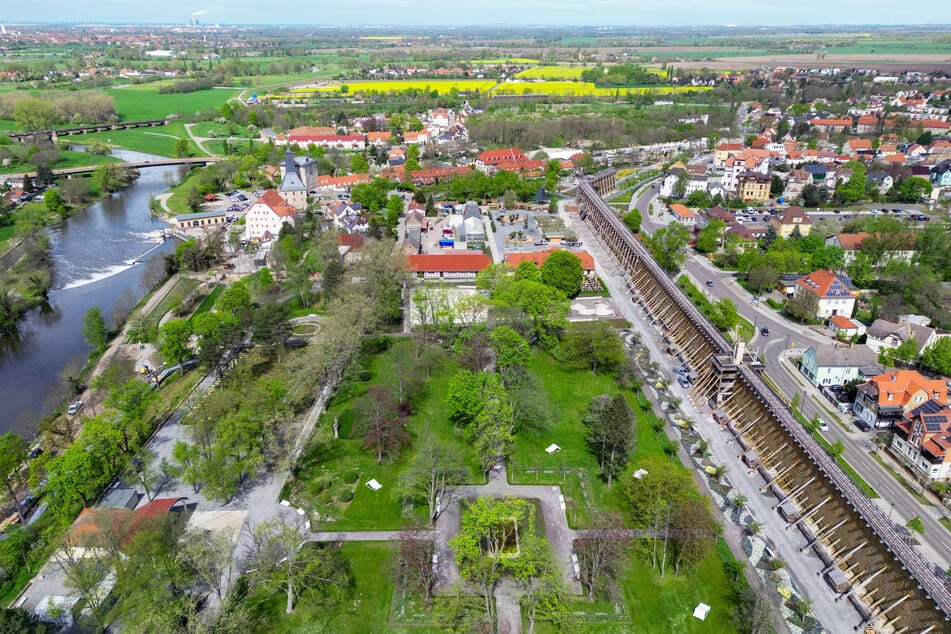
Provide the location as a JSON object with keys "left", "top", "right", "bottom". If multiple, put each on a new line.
{"left": 737, "top": 174, "right": 771, "bottom": 202}
{"left": 773, "top": 206, "right": 813, "bottom": 237}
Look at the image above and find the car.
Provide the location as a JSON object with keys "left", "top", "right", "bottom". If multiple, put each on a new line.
{"left": 833, "top": 209, "right": 841, "bottom": 214}
{"left": 677, "top": 375, "right": 691, "bottom": 389}
{"left": 17, "top": 494, "right": 37, "bottom": 517}
{"left": 818, "top": 419, "right": 830, "bottom": 432}
{"left": 705, "top": 280, "right": 715, "bottom": 287}
{"left": 67, "top": 401, "right": 83, "bottom": 416}
{"left": 892, "top": 209, "right": 901, "bottom": 213}
{"left": 854, "top": 418, "right": 871, "bottom": 432}
{"left": 760, "top": 327, "right": 769, "bottom": 337}
{"left": 27, "top": 442, "right": 43, "bottom": 460}
{"left": 751, "top": 296, "right": 760, "bottom": 302}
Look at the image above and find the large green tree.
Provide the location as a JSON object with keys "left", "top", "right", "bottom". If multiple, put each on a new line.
{"left": 695, "top": 219, "right": 725, "bottom": 254}
{"left": 0, "top": 433, "right": 28, "bottom": 507}
{"left": 159, "top": 319, "right": 193, "bottom": 366}
{"left": 540, "top": 250, "right": 584, "bottom": 298}
{"left": 647, "top": 222, "right": 691, "bottom": 272}
{"left": 82, "top": 306, "right": 109, "bottom": 351}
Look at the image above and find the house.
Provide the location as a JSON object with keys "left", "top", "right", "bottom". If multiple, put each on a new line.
{"left": 799, "top": 344, "right": 882, "bottom": 387}
{"left": 403, "top": 130, "right": 430, "bottom": 145}
{"left": 891, "top": 400, "right": 951, "bottom": 481}
{"left": 328, "top": 201, "right": 367, "bottom": 234}
{"left": 713, "top": 143, "right": 744, "bottom": 169}
{"left": 931, "top": 160, "right": 951, "bottom": 187}
{"left": 828, "top": 315, "right": 865, "bottom": 339}
{"left": 410, "top": 166, "right": 472, "bottom": 185}
{"left": 505, "top": 249, "right": 596, "bottom": 279}
{"left": 782, "top": 169, "right": 812, "bottom": 201}
{"left": 68, "top": 498, "right": 191, "bottom": 547}
{"left": 921, "top": 119, "right": 951, "bottom": 135}
{"left": 853, "top": 370, "right": 948, "bottom": 429}
{"left": 406, "top": 252, "right": 492, "bottom": 280}
{"left": 457, "top": 201, "right": 485, "bottom": 244}
{"left": 811, "top": 117, "right": 853, "bottom": 133}
{"left": 169, "top": 210, "right": 228, "bottom": 229}
{"left": 825, "top": 232, "right": 915, "bottom": 264}
{"left": 476, "top": 148, "right": 528, "bottom": 173}
{"left": 286, "top": 134, "right": 365, "bottom": 150}
{"left": 794, "top": 269, "right": 857, "bottom": 318}
{"left": 316, "top": 174, "right": 372, "bottom": 190}
{"left": 278, "top": 151, "right": 308, "bottom": 210}
{"left": 842, "top": 138, "right": 872, "bottom": 155}
{"left": 737, "top": 173, "right": 771, "bottom": 202}
{"left": 243, "top": 190, "right": 297, "bottom": 241}
{"left": 867, "top": 170, "right": 894, "bottom": 195}
{"left": 668, "top": 203, "right": 696, "bottom": 227}
{"left": 865, "top": 317, "right": 938, "bottom": 357}
{"left": 856, "top": 116, "right": 880, "bottom": 134}
{"left": 773, "top": 206, "right": 812, "bottom": 237}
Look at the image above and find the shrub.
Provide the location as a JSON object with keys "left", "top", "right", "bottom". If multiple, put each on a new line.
{"left": 342, "top": 470, "right": 359, "bottom": 484}
{"left": 340, "top": 490, "right": 354, "bottom": 503}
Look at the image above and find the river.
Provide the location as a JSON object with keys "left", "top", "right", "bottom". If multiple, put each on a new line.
{"left": 0, "top": 149, "right": 187, "bottom": 438}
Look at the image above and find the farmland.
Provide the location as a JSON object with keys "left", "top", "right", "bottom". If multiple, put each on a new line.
{"left": 106, "top": 84, "right": 240, "bottom": 121}
{"left": 491, "top": 81, "right": 712, "bottom": 97}
{"left": 296, "top": 79, "right": 499, "bottom": 96}
{"left": 514, "top": 65, "right": 668, "bottom": 80}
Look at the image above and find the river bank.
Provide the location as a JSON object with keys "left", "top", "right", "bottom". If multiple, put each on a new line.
{"left": 0, "top": 150, "right": 188, "bottom": 437}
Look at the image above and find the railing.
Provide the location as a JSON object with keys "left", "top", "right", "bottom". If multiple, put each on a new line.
{"left": 578, "top": 180, "right": 951, "bottom": 619}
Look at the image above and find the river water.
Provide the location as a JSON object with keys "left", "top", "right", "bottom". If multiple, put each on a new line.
{"left": 0, "top": 149, "right": 187, "bottom": 438}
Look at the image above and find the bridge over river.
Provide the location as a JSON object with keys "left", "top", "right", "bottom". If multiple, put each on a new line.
{"left": 579, "top": 169, "right": 951, "bottom": 634}
{"left": 3, "top": 156, "right": 220, "bottom": 183}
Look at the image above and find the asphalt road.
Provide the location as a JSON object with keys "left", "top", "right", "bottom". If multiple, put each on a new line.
{"left": 634, "top": 185, "right": 951, "bottom": 571}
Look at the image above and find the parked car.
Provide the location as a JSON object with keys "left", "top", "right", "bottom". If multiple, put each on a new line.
{"left": 760, "top": 327, "right": 769, "bottom": 337}
{"left": 67, "top": 400, "right": 83, "bottom": 416}
{"left": 677, "top": 375, "right": 691, "bottom": 389}
{"left": 27, "top": 442, "right": 43, "bottom": 460}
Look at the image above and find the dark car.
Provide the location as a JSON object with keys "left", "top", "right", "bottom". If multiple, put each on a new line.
{"left": 705, "top": 280, "right": 715, "bottom": 287}
{"left": 833, "top": 209, "right": 841, "bottom": 214}
{"left": 760, "top": 327, "right": 769, "bottom": 337}
{"left": 17, "top": 494, "right": 37, "bottom": 517}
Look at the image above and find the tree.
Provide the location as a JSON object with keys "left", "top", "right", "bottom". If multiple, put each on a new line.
{"left": 770, "top": 174, "right": 784, "bottom": 196}
{"left": 251, "top": 303, "right": 291, "bottom": 357}
{"left": 492, "top": 279, "right": 568, "bottom": 347}
{"left": 178, "top": 528, "right": 235, "bottom": 601}
{"left": 574, "top": 512, "right": 630, "bottom": 599}
{"left": 685, "top": 190, "right": 712, "bottom": 208}
{"left": 82, "top": 305, "right": 109, "bottom": 350}
{"left": 747, "top": 264, "right": 778, "bottom": 293}
{"left": 243, "top": 515, "right": 352, "bottom": 614}
{"left": 159, "top": 319, "right": 193, "bottom": 367}
{"left": 403, "top": 441, "right": 465, "bottom": 525}
{"left": 55, "top": 546, "right": 115, "bottom": 631}
{"left": 42, "top": 188, "right": 63, "bottom": 214}
{"left": 709, "top": 298, "right": 739, "bottom": 332}
{"left": 215, "top": 283, "right": 252, "bottom": 326}
{"left": 468, "top": 385, "right": 514, "bottom": 476}
{"left": 445, "top": 369, "right": 495, "bottom": 428}
{"left": 358, "top": 385, "right": 409, "bottom": 462}
{"left": 0, "top": 433, "right": 28, "bottom": 507}
{"left": 541, "top": 250, "right": 583, "bottom": 298}
{"left": 800, "top": 183, "right": 825, "bottom": 208}
{"left": 895, "top": 176, "right": 932, "bottom": 203}
{"left": 647, "top": 222, "right": 691, "bottom": 272}
{"left": 490, "top": 325, "right": 530, "bottom": 385}
{"left": 0, "top": 607, "right": 47, "bottom": 634}
{"left": 623, "top": 208, "right": 642, "bottom": 234}
{"left": 514, "top": 260, "right": 542, "bottom": 283}
{"left": 350, "top": 153, "right": 369, "bottom": 173}
{"left": 922, "top": 338, "right": 951, "bottom": 376}
{"left": 585, "top": 394, "right": 635, "bottom": 488}
{"left": 695, "top": 219, "right": 725, "bottom": 254}
{"left": 556, "top": 322, "right": 625, "bottom": 374}
{"left": 785, "top": 291, "right": 819, "bottom": 323}
{"left": 174, "top": 137, "right": 190, "bottom": 158}
{"left": 394, "top": 529, "right": 439, "bottom": 602}
{"left": 13, "top": 97, "right": 58, "bottom": 131}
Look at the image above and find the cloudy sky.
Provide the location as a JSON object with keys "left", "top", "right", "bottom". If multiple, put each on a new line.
{"left": 6, "top": 0, "right": 947, "bottom": 26}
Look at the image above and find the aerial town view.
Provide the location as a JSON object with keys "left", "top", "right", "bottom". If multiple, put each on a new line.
{"left": 0, "top": 2, "right": 949, "bottom": 633}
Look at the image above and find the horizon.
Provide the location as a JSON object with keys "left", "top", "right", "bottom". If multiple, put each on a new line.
{"left": 6, "top": 1, "right": 951, "bottom": 29}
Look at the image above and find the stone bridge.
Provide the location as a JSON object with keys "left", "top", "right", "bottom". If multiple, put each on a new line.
{"left": 578, "top": 171, "right": 951, "bottom": 634}
{"left": 8, "top": 118, "right": 169, "bottom": 143}
{"left": 5, "top": 157, "right": 221, "bottom": 184}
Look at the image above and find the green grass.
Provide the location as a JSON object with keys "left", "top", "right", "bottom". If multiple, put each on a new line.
{"left": 188, "top": 284, "right": 223, "bottom": 321}
{"left": 165, "top": 168, "right": 205, "bottom": 215}
{"left": 140, "top": 276, "right": 201, "bottom": 338}
{"left": 0, "top": 224, "right": 16, "bottom": 251}
{"left": 0, "top": 150, "right": 120, "bottom": 174}
{"left": 64, "top": 121, "right": 203, "bottom": 157}
{"left": 107, "top": 85, "right": 239, "bottom": 121}
{"left": 288, "top": 339, "right": 482, "bottom": 530}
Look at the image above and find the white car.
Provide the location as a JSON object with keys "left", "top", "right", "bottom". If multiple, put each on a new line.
{"left": 67, "top": 400, "right": 83, "bottom": 416}
{"left": 818, "top": 419, "right": 830, "bottom": 432}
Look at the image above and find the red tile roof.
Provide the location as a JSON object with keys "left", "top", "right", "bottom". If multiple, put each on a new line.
{"left": 830, "top": 315, "right": 858, "bottom": 330}
{"left": 795, "top": 269, "right": 856, "bottom": 300}
{"left": 406, "top": 252, "right": 492, "bottom": 273}
{"left": 477, "top": 148, "right": 528, "bottom": 166}
{"left": 835, "top": 232, "right": 871, "bottom": 250}
{"left": 866, "top": 370, "right": 948, "bottom": 408}
{"left": 505, "top": 248, "right": 595, "bottom": 272}
{"left": 668, "top": 203, "right": 695, "bottom": 219}
{"left": 254, "top": 190, "right": 297, "bottom": 217}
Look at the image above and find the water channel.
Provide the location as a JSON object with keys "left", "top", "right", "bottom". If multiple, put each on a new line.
{"left": 0, "top": 149, "right": 187, "bottom": 437}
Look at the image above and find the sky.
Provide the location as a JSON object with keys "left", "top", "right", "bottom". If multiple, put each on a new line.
{"left": 7, "top": 1, "right": 950, "bottom": 27}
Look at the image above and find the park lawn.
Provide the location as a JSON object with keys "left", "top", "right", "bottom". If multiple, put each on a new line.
{"left": 292, "top": 339, "right": 482, "bottom": 530}
{"left": 106, "top": 85, "right": 239, "bottom": 121}
{"left": 65, "top": 123, "right": 200, "bottom": 158}
{"left": 164, "top": 168, "right": 205, "bottom": 215}
{"left": 0, "top": 149, "right": 120, "bottom": 174}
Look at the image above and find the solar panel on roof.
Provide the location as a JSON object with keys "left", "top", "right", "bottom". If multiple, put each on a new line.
{"left": 914, "top": 400, "right": 945, "bottom": 416}
{"left": 923, "top": 415, "right": 945, "bottom": 432}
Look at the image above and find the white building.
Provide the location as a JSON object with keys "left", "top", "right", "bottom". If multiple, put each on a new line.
{"left": 243, "top": 190, "right": 297, "bottom": 242}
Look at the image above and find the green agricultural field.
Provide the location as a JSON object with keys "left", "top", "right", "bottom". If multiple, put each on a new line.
{"left": 0, "top": 149, "right": 120, "bottom": 174}
{"left": 106, "top": 84, "right": 239, "bottom": 121}
{"left": 491, "top": 81, "right": 711, "bottom": 97}
{"left": 470, "top": 58, "right": 539, "bottom": 64}
{"left": 515, "top": 66, "right": 668, "bottom": 80}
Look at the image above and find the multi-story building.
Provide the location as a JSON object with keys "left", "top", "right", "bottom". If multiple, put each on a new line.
{"left": 853, "top": 370, "right": 948, "bottom": 429}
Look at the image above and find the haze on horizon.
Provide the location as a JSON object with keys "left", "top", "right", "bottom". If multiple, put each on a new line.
{"left": 10, "top": 0, "right": 951, "bottom": 28}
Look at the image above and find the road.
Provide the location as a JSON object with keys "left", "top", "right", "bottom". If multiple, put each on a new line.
{"left": 633, "top": 184, "right": 951, "bottom": 572}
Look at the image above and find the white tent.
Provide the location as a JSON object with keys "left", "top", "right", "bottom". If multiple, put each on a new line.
{"left": 545, "top": 444, "right": 561, "bottom": 454}
{"left": 693, "top": 603, "right": 711, "bottom": 621}
{"left": 366, "top": 479, "right": 383, "bottom": 491}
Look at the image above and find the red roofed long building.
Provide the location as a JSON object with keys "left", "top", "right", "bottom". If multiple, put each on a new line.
{"left": 505, "top": 248, "right": 596, "bottom": 277}
{"left": 286, "top": 134, "right": 365, "bottom": 150}
{"left": 854, "top": 370, "right": 948, "bottom": 430}
{"left": 892, "top": 400, "right": 951, "bottom": 481}
{"left": 244, "top": 190, "right": 298, "bottom": 241}
{"left": 406, "top": 252, "right": 492, "bottom": 280}
{"left": 476, "top": 148, "right": 528, "bottom": 173}
{"left": 411, "top": 166, "right": 472, "bottom": 185}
